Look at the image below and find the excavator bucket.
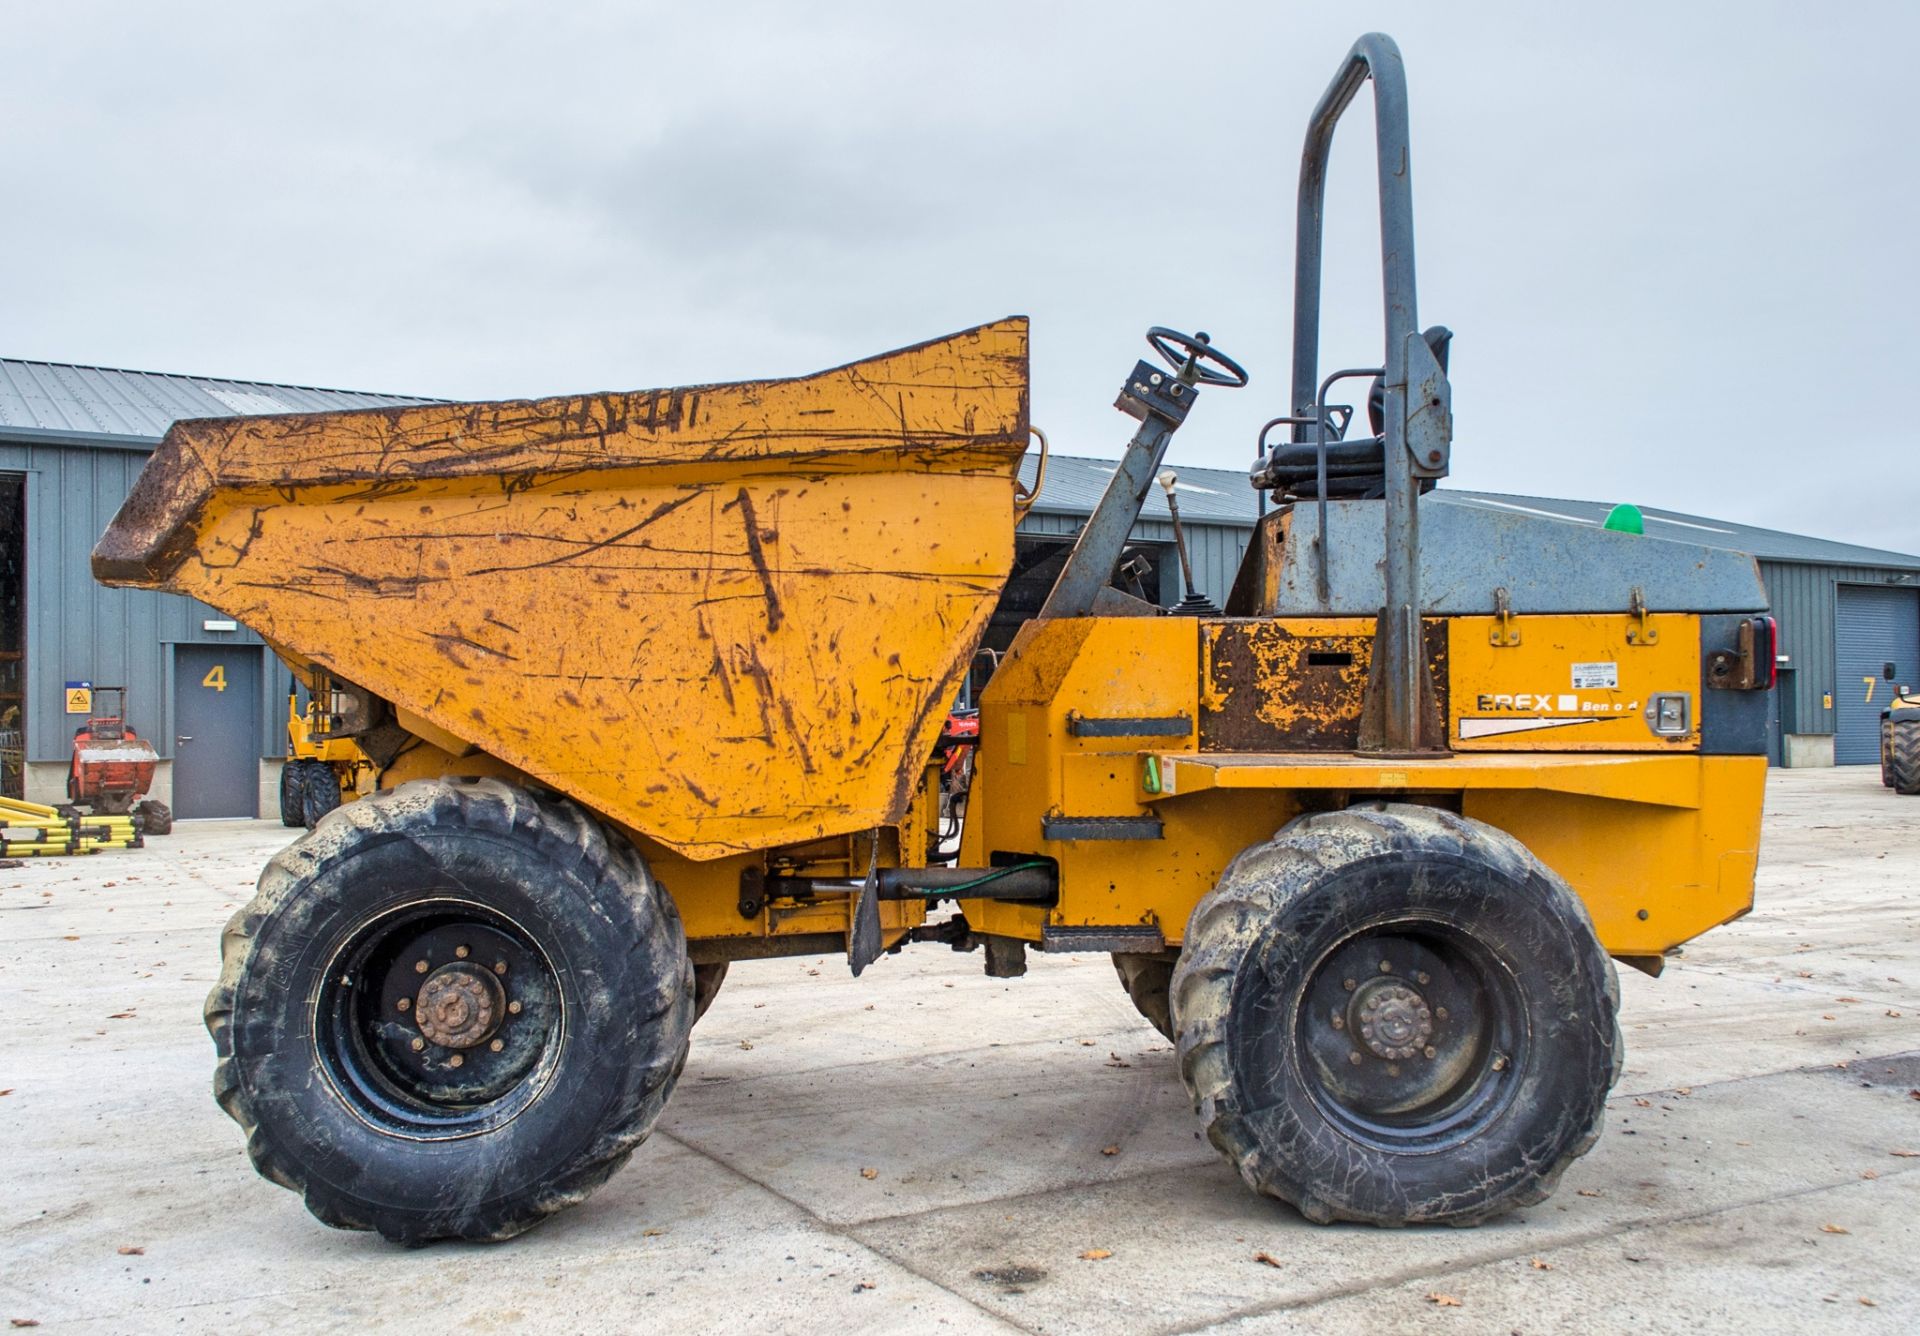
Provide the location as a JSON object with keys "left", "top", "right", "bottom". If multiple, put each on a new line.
{"left": 94, "top": 318, "right": 1030, "bottom": 859}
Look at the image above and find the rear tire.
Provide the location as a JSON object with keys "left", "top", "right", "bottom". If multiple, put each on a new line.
{"left": 1890, "top": 717, "right": 1920, "bottom": 796}
{"left": 1112, "top": 951, "right": 1176, "bottom": 1041}
{"left": 299, "top": 761, "right": 343, "bottom": 827}
{"left": 1172, "top": 802, "right": 1619, "bottom": 1227}
{"left": 278, "top": 762, "right": 309, "bottom": 827}
{"left": 206, "top": 777, "right": 694, "bottom": 1243}
{"left": 692, "top": 962, "right": 729, "bottom": 1024}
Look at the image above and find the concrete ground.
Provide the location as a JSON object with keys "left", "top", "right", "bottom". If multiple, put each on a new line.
{"left": 2, "top": 768, "right": 1917, "bottom": 1334}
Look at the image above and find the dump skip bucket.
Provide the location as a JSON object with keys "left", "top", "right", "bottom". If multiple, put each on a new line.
{"left": 95, "top": 319, "right": 1030, "bottom": 858}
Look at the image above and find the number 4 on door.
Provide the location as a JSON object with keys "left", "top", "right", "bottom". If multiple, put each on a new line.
{"left": 202, "top": 664, "right": 227, "bottom": 692}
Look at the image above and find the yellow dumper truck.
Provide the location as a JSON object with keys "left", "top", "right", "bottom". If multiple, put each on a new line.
{"left": 94, "top": 34, "right": 1773, "bottom": 1243}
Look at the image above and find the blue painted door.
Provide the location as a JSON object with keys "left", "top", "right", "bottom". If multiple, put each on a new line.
{"left": 173, "top": 644, "right": 261, "bottom": 817}
{"left": 1833, "top": 586, "right": 1920, "bottom": 764}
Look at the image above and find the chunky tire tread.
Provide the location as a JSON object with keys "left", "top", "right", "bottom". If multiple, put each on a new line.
{"left": 206, "top": 776, "right": 693, "bottom": 1243}
{"left": 1112, "top": 952, "right": 1177, "bottom": 1041}
{"left": 133, "top": 798, "right": 172, "bottom": 837}
{"left": 1889, "top": 718, "right": 1920, "bottom": 796}
{"left": 1170, "top": 802, "right": 1620, "bottom": 1228}
{"left": 277, "top": 762, "right": 307, "bottom": 827}
{"left": 298, "top": 761, "right": 343, "bottom": 828}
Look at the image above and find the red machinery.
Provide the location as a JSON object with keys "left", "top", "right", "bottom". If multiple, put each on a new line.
{"left": 68, "top": 686, "right": 159, "bottom": 816}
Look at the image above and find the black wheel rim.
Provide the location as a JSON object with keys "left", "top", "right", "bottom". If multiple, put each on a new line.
{"left": 314, "top": 898, "right": 564, "bottom": 1139}
{"left": 1295, "top": 917, "right": 1526, "bottom": 1152}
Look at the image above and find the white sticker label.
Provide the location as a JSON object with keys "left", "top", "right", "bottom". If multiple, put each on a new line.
{"left": 1571, "top": 661, "right": 1619, "bottom": 690}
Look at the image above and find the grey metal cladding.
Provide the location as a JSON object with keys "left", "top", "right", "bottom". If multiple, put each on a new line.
{"left": 1272, "top": 500, "right": 1770, "bottom": 616}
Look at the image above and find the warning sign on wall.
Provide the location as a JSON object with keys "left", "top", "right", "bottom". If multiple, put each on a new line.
{"left": 64, "top": 681, "right": 92, "bottom": 714}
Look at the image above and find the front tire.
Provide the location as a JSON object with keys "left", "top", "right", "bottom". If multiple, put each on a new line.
{"left": 1172, "top": 802, "right": 1619, "bottom": 1227}
{"left": 278, "top": 762, "right": 309, "bottom": 827}
{"left": 133, "top": 798, "right": 172, "bottom": 836}
{"left": 207, "top": 777, "right": 694, "bottom": 1243}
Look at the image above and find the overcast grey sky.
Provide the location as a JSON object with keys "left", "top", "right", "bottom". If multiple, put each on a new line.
{"left": 5, "top": 2, "right": 1916, "bottom": 552}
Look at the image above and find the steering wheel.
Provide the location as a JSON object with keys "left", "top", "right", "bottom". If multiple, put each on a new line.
{"left": 1146, "top": 327, "right": 1250, "bottom": 388}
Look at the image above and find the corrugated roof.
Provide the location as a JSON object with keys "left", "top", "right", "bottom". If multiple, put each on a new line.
{"left": 0, "top": 358, "right": 440, "bottom": 445}
{"left": 1020, "top": 453, "right": 1920, "bottom": 571}
{"left": 1020, "top": 453, "right": 1259, "bottom": 525}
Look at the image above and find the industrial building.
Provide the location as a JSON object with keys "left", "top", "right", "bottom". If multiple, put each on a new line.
{"left": 0, "top": 360, "right": 431, "bottom": 814}
{"left": 1, "top": 358, "right": 1913, "bottom": 818}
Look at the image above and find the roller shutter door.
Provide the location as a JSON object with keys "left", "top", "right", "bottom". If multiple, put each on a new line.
{"left": 1834, "top": 585, "right": 1920, "bottom": 764}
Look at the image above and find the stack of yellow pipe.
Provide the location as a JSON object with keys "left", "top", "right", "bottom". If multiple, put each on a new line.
{"left": 0, "top": 795, "right": 142, "bottom": 856}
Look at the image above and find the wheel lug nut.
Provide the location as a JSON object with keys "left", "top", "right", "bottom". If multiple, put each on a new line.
{"left": 397, "top": 998, "right": 411, "bottom": 1012}
{"left": 410, "top": 1037, "right": 425, "bottom": 1052}
{"left": 1349, "top": 1051, "right": 1363, "bottom": 1065}
{"left": 449, "top": 1053, "right": 464, "bottom": 1068}
{"left": 1343, "top": 978, "right": 1356, "bottom": 991}
{"left": 1416, "top": 971, "right": 1431, "bottom": 985}
{"left": 414, "top": 959, "right": 429, "bottom": 974}
{"left": 494, "top": 960, "right": 508, "bottom": 975}
{"left": 508, "top": 1000, "right": 522, "bottom": 1015}
{"left": 490, "top": 1038, "right": 504, "bottom": 1052}
{"left": 455, "top": 945, "right": 470, "bottom": 959}
{"left": 1387, "top": 1064, "right": 1400, "bottom": 1077}
{"left": 1331, "top": 1015, "right": 1345, "bottom": 1030}
{"left": 1424, "top": 1045, "right": 1437, "bottom": 1059}
{"left": 1436, "top": 1007, "right": 1449, "bottom": 1021}
{"left": 1379, "top": 960, "right": 1392, "bottom": 973}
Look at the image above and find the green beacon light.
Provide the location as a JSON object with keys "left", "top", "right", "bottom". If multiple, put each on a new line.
{"left": 1602, "top": 503, "right": 1645, "bottom": 535}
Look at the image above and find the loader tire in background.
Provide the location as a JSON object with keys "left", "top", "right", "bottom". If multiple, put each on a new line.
{"left": 207, "top": 776, "right": 695, "bottom": 1243}
{"left": 1172, "top": 802, "right": 1620, "bottom": 1228}
{"left": 692, "top": 962, "right": 729, "bottom": 1024}
{"left": 1112, "top": 951, "right": 1177, "bottom": 1041}
{"left": 278, "top": 762, "right": 309, "bottom": 827}
{"left": 1889, "top": 716, "right": 1920, "bottom": 795}
{"left": 299, "top": 761, "right": 343, "bottom": 827}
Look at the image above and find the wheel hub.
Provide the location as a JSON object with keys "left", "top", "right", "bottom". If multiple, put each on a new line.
{"left": 1351, "top": 979, "right": 1432, "bottom": 1061}
{"left": 414, "top": 963, "right": 505, "bottom": 1049}
{"left": 1297, "top": 927, "right": 1524, "bottom": 1141}
{"left": 317, "top": 905, "right": 562, "bottom": 1132}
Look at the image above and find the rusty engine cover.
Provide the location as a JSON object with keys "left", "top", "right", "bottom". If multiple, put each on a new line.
{"left": 1200, "top": 619, "right": 1449, "bottom": 751}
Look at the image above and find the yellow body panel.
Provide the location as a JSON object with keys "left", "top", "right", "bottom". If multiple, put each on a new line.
{"left": 96, "top": 321, "right": 1032, "bottom": 860}
{"left": 961, "top": 614, "right": 1764, "bottom": 959}
{"left": 1448, "top": 615, "right": 1700, "bottom": 750}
